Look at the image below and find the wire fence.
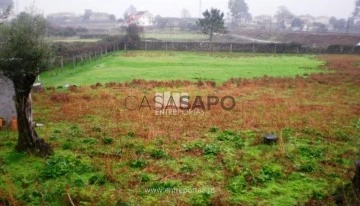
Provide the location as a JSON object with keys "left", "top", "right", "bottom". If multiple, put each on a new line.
{"left": 54, "top": 41, "right": 360, "bottom": 70}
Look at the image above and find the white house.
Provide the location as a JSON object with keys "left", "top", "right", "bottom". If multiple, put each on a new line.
{"left": 124, "top": 11, "right": 155, "bottom": 27}
{"left": 314, "top": 16, "right": 330, "bottom": 25}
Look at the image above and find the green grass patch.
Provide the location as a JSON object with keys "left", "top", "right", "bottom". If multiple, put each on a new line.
{"left": 41, "top": 51, "right": 325, "bottom": 87}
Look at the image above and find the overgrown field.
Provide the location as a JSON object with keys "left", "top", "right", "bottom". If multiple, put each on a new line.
{"left": 0, "top": 55, "right": 360, "bottom": 205}
{"left": 41, "top": 51, "right": 324, "bottom": 87}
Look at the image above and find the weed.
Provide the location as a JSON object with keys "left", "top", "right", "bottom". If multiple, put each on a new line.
{"left": 149, "top": 149, "right": 166, "bottom": 159}
{"left": 298, "top": 146, "right": 323, "bottom": 159}
{"left": 102, "top": 137, "right": 114, "bottom": 145}
{"left": 209, "top": 127, "right": 219, "bottom": 133}
{"left": 127, "top": 132, "right": 136, "bottom": 138}
{"left": 88, "top": 174, "right": 107, "bottom": 186}
{"left": 74, "top": 178, "right": 85, "bottom": 187}
{"left": 203, "top": 144, "right": 220, "bottom": 156}
{"left": 83, "top": 138, "right": 97, "bottom": 145}
{"left": 228, "top": 175, "right": 247, "bottom": 193}
{"left": 150, "top": 181, "right": 177, "bottom": 190}
{"left": 62, "top": 142, "right": 73, "bottom": 150}
{"left": 140, "top": 173, "right": 151, "bottom": 182}
{"left": 40, "top": 155, "right": 92, "bottom": 179}
{"left": 257, "top": 165, "right": 282, "bottom": 182}
{"left": 297, "top": 160, "right": 317, "bottom": 173}
{"left": 129, "top": 160, "right": 147, "bottom": 169}
{"left": 217, "top": 130, "right": 245, "bottom": 149}
{"left": 180, "top": 165, "right": 194, "bottom": 174}
{"left": 354, "top": 119, "right": 360, "bottom": 130}
{"left": 190, "top": 192, "right": 212, "bottom": 206}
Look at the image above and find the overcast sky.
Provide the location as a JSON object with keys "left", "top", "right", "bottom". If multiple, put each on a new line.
{"left": 18, "top": 0, "right": 355, "bottom": 19}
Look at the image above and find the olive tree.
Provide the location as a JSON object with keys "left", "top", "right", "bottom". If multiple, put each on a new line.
{"left": 0, "top": 12, "right": 53, "bottom": 156}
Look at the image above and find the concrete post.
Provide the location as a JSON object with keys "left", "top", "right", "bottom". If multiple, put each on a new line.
{"left": 60, "top": 56, "right": 64, "bottom": 71}
{"left": 72, "top": 55, "right": 75, "bottom": 69}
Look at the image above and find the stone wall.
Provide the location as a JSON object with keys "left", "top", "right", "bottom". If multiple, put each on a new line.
{"left": 0, "top": 73, "right": 16, "bottom": 126}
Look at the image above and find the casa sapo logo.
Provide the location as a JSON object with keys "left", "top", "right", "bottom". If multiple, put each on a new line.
{"left": 124, "top": 92, "right": 236, "bottom": 116}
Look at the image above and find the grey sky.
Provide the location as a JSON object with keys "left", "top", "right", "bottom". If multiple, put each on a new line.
{"left": 19, "top": 0, "right": 354, "bottom": 19}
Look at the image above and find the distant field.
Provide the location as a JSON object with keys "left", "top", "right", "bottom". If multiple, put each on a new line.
{"left": 41, "top": 51, "right": 324, "bottom": 87}
{"left": 143, "top": 32, "right": 208, "bottom": 41}
{"left": 51, "top": 37, "right": 101, "bottom": 43}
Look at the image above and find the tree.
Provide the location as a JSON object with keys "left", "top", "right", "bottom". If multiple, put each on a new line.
{"left": 124, "top": 24, "right": 143, "bottom": 48}
{"left": 124, "top": 5, "right": 137, "bottom": 19}
{"left": 353, "top": 0, "right": 360, "bottom": 18}
{"left": 0, "top": 1, "right": 13, "bottom": 22}
{"left": 313, "top": 22, "right": 328, "bottom": 32}
{"left": 0, "top": 12, "right": 53, "bottom": 156}
{"left": 197, "top": 8, "right": 226, "bottom": 50}
{"left": 181, "top": 9, "right": 191, "bottom": 18}
{"left": 0, "top": 0, "right": 13, "bottom": 10}
{"left": 291, "top": 18, "right": 304, "bottom": 29}
{"left": 228, "top": 0, "right": 251, "bottom": 27}
{"left": 329, "top": 17, "right": 347, "bottom": 30}
{"left": 83, "top": 9, "right": 92, "bottom": 22}
{"left": 275, "top": 6, "right": 293, "bottom": 30}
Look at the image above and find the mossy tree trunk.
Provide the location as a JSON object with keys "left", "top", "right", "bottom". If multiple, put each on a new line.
{"left": 12, "top": 73, "right": 52, "bottom": 157}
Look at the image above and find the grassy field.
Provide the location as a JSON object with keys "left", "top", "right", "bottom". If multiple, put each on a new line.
{"left": 50, "top": 37, "right": 102, "bottom": 43}
{"left": 41, "top": 51, "right": 324, "bottom": 87}
{"left": 0, "top": 55, "right": 359, "bottom": 205}
{"left": 143, "top": 32, "right": 208, "bottom": 41}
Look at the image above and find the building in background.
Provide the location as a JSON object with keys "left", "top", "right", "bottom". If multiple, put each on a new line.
{"left": 124, "top": 11, "right": 155, "bottom": 27}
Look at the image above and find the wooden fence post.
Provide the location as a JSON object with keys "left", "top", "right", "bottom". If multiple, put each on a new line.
{"left": 145, "top": 42, "right": 147, "bottom": 50}
{"left": 89, "top": 52, "right": 92, "bottom": 63}
{"left": 81, "top": 54, "right": 84, "bottom": 65}
{"left": 253, "top": 43, "right": 255, "bottom": 53}
{"left": 230, "top": 44, "right": 233, "bottom": 53}
{"left": 124, "top": 43, "right": 127, "bottom": 52}
{"left": 274, "top": 44, "right": 277, "bottom": 53}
